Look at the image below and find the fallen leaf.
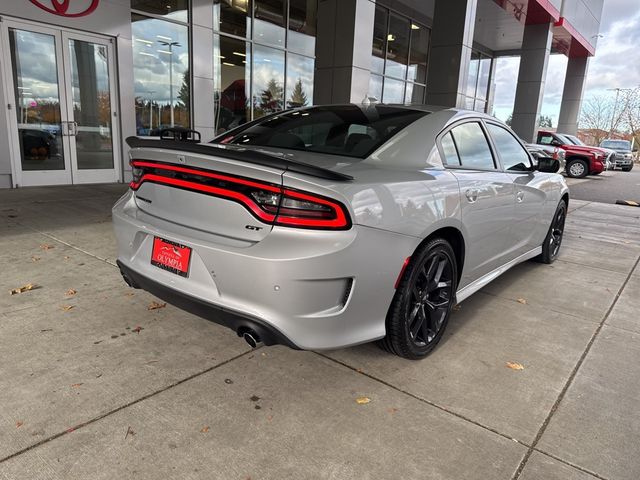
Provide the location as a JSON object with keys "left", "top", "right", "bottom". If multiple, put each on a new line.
{"left": 387, "top": 407, "right": 399, "bottom": 414}
{"left": 31, "top": 256, "right": 41, "bottom": 262}
{"left": 147, "top": 301, "right": 166, "bottom": 311}
{"left": 71, "top": 383, "right": 83, "bottom": 388}
{"left": 40, "top": 244, "right": 55, "bottom": 251}
{"left": 16, "top": 421, "right": 23, "bottom": 428}
{"left": 61, "top": 305, "right": 75, "bottom": 312}
{"left": 64, "top": 256, "right": 70, "bottom": 260}
{"left": 356, "top": 396, "right": 371, "bottom": 405}
{"left": 124, "top": 426, "right": 135, "bottom": 440}
{"left": 9, "top": 283, "right": 37, "bottom": 295}
{"left": 200, "top": 426, "right": 210, "bottom": 433}
{"left": 65, "top": 289, "right": 77, "bottom": 297}
{"left": 132, "top": 326, "right": 144, "bottom": 334}
{"left": 516, "top": 298, "right": 528, "bottom": 305}
{"left": 506, "top": 362, "right": 525, "bottom": 371}
{"left": 250, "top": 395, "right": 260, "bottom": 402}
{"left": 452, "top": 304, "right": 462, "bottom": 311}
{"left": 125, "top": 292, "right": 135, "bottom": 297}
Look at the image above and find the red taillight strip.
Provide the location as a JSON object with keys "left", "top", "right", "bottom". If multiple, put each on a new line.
{"left": 277, "top": 188, "right": 348, "bottom": 228}
{"left": 395, "top": 257, "right": 411, "bottom": 289}
{"left": 130, "top": 160, "right": 281, "bottom": 193}
{"left": 130, "top": 160, "right": 351, "bottom": 230}
{"left": 133, "top": 173, "right": 276, "bottom": 222}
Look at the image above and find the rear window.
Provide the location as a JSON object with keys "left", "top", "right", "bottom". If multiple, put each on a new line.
{"left": 601, "top": 140, "right": 631, "bottom": 150}
{"left": 212, "top": 105, "right": 428, "bottom": 159}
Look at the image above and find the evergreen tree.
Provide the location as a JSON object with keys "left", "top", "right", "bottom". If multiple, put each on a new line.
{"left": 288, "top": 78, "right": 308, "bottom": 108}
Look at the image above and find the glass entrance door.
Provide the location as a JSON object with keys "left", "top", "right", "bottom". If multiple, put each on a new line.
{"left": 2, "top": 21, "right": 120, "bottom": 186}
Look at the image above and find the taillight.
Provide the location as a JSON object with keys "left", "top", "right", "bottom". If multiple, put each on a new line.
{"left": 129, "top": 160, "right": 351, "bottom": 230}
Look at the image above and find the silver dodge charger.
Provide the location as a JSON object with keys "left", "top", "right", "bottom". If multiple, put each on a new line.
{"left": 113, "top": 104, "right": 568, "bottom": 359}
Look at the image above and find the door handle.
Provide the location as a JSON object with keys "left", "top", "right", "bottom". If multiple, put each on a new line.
{"left": 69, "top": 121, "right": 78, "bottom": 136}
{"left": 516, "top": 191, "right": 525, "bottom": 203}
{"left": 465, "top": 189, "right": 479, "bottom": 203}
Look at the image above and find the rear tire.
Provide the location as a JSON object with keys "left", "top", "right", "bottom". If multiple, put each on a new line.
{"left": 566, "top": 159, "right": 588, "bottom": 178}
{"left": 622, "top": 166, "right": 632, "bottom": 172}
{"left": 536, "top": 200, "right": 567, "bottom": 264}
{"left": 379, "top": 238, "right": 457, "bottom": 360}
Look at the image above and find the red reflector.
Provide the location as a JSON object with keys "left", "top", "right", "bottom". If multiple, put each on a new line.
{"left": 395, "top": 257, "right": 411, "bottom": 289}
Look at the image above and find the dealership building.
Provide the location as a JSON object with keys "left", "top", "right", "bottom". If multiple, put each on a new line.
{"left": 0, "top": 0, "right": 603, "bottom": 188}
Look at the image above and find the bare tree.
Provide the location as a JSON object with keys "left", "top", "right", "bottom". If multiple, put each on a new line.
{"left": 580, "top": 95, "right": 616, "bottom": 144}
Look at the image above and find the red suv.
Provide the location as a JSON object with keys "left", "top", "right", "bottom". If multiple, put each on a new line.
{"left": 537, "top": 131, "right": 606, "bottom": 178}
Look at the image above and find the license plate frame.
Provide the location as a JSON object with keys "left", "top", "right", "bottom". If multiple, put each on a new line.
{"left": 151, "top": 236, "right": 192, "bottom": 277}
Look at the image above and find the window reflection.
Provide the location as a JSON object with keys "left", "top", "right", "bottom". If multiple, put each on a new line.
{"left": 132, "top": 14, "right": 190, "bottom": 135}
{"left": 383, "top": 77, "right": 404, "bottom": 104}
{"left": 477, "top": 57, "right": 491, "bottom": 101}
{"left": 214, "top": 0, "right": 251, "bottom": 38}
{"left": 369, "top": 74, "right": 383, "bottom": 101}
{"left": 408, "top": 23, "right": 428, "bottom": 84}
{"left": 467, "top": 50, "right": 480, "bottom": 98}
{"left": 287, "top": 53, "right": 313, "bottom": 108}
{"left": 214, "top": 35, "right": 250, "bottom": 134}
{"left": 131, "top": 0, "right": 188, "bottom": 23}
{"left": 288, "top": 0, "right": 317, "bottom": 56}
{"left": 254, "top": 0, "right": 286, "bottom": 47}
{"left": 371, "top": 6, "right": 387, "bottom": 75}
{"left": 386, "top": 13, "right": 409, "bottom": 80}
{"left": 252, "top": 44, "right": 285, "bottom": 118}
{"left": 405, "top": 83, "right": 424, "bottom": 105}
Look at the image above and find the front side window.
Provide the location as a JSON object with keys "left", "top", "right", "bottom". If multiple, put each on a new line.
{"left": 213, "top": 105, "right": 428, "bottom": 159}
{"left": 450, "top": 122, "right": 495, "bottom": 170}
{"left": 486, "top": 124, "right": 531, "bottom": 172}
{"left": 538, "top": 133, "right": 554, "bottom": 145}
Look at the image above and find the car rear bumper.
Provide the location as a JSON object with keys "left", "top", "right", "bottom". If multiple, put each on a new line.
{"left": 112, "top": 191, "right": 419, "bottom": 350}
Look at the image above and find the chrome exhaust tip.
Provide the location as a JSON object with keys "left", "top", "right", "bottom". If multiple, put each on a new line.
{"left": 242, "top": 331, "right": 263, "bottom": 349}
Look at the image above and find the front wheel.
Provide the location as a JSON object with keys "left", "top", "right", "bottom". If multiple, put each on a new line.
{"left": 536, "top": 200, "right": 567, "bottom": 264}
{"left": 566, "top": 159, "right": 588, "bottom": 178}
{"left": 379, "top": 238, "right": 457, "bottom": 359}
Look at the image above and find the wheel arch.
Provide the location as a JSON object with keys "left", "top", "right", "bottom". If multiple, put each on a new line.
{"left": 414, "top": 226, "right": 465, "bottom": 287}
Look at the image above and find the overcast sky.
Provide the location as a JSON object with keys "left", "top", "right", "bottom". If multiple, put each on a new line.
{"left": 492, "top": 0, "right": 637, "bottom": 124}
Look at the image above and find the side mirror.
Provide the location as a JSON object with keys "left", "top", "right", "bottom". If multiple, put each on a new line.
{"left": 536, "top": 156, "right": 560, "bottom": 173}
{"left": 633, "top": 147, "right": 638, "bottom": 153}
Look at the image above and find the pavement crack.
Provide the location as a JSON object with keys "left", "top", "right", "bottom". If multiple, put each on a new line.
{"left": 510, "top": 254, "right": 640, "bottom": 480}
{"left": 0, "top": 348, "right": 256, "bottom": 465}
{"left": 315, "top": 351, "right": 531, "bottom": 449}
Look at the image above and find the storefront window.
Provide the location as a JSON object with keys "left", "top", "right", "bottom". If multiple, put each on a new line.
{"left": 370, "top": 6, "right": 428, "bottom": 105}
{"left": 252, "top": 44, "right": 285, "bottom": 118}
{"left": 131, "top": 14, "right": 190, "bottom": 135}
{"left": 383, "top": 78, "right": 404, "bottom": 104}
{"left": 477, "top": 57, "right": 491, "bottom": 101}
{"left": 385, "top": 13, "right": 410, "bottom": 80}
{"left": 213, "top": 35, "right": 250, "bottom": 134}
{"left": 369, "top": 74, "right": 383, "bottom": 101}
{"left": 371, "top": 6, "right": 387, "bottom": 75}
{"left": 214, "top": 0, "right": 252, "bottom": 38}
{"left": 467, "top": 51, "right": 480, "bottom": 98}
{"left": 288, "top": 0, "right": 317, "bottom": 56}
{"left": 131, "top": 0, "right": 189, "bottom": 23}
{"left": 287, "top": 53, "right": 314, "bottom": 108}
{"left": 254, "top": 0, "right": 286, "bottom": 47}
{"left": 408, "top": 23, "right": 428, "bottom": 84}
{"left": 405, "top": 83, "right": 424, "bottom": 105}
{"left": 464, "top": 50, "right": 493, "bottom": 112}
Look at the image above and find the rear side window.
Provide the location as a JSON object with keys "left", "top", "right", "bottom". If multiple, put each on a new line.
{"left": 213, "top": 105, "right": 428, "bottom": 159}
{"left": 449, "top": 122, "right": 495, "bottom": 170}
{"left": 440, "top": 132, "right": 460, "bottom": 166}
{"left": 486, "top": 124, "right": 531, "bottom": 172}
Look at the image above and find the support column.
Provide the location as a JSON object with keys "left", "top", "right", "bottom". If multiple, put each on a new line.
{"left": 510, "top": 23, "right": 553, "bottom": 142}
{"left": 313, "top": 0, "right": 375, "bottom": 104}
{"left": 557, "top": 57, "right": 589, "bottom": 135}
{"left": 425, "top": 0, "right": 478, "bottom": 108}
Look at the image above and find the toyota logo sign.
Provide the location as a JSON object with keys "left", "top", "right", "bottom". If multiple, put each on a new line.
{"left": 29, "top": 0, "right": 99, "bottom": 17}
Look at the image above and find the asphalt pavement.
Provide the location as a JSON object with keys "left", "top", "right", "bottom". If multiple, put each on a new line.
{"left": 566, "top": 167, "right": 640, "bottom": 204}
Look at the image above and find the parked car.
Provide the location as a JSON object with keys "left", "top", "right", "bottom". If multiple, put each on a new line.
{"left": 561, "top": 134, "right": 616, "bottom": 170}
{"left": 114, "top": 105, "right": 568, "bottom": 359}
{"left": 536, "top": 131, "right": 605, "bottom": 178}
{"left": 599, "top": 139, "right": 635, "bottom": 171}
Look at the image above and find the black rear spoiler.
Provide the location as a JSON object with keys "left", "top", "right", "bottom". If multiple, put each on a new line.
{"left": 125, "top": 136, "right": 353, "bottom": 182}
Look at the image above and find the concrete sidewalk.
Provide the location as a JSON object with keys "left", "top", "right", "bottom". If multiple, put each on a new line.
{"left": 1, "top": 185, "right": 639, "bottom": 480}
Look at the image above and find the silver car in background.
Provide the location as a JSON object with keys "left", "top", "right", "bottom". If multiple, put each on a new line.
{"left": 113, "top": 105, "right": 568, "bottom": 359}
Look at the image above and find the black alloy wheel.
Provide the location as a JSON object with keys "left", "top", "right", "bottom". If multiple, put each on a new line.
{"left": 537, "top": 200, "right": 567, "bottom": 264}
{"left": 380, "top": 238, "right": 457, "bottom": 359}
